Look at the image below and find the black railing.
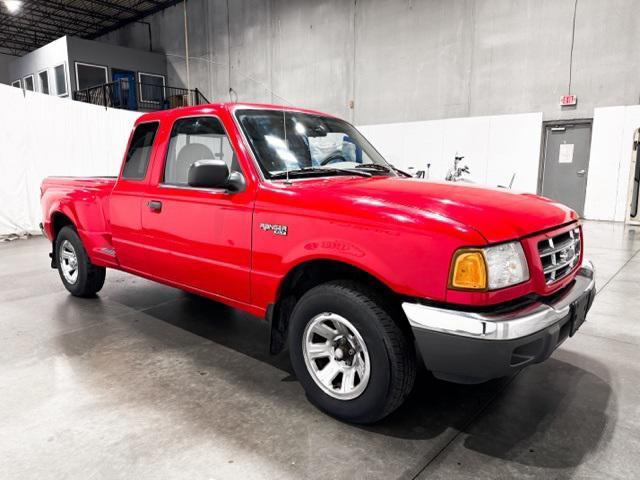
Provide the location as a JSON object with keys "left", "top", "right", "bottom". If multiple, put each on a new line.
{"left": 73, "top": 80, "right": 209, "bottom": 111}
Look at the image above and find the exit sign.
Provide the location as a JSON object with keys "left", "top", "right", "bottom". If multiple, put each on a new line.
{"left": 560, "top": 95, "right": 577, "bottom": 106}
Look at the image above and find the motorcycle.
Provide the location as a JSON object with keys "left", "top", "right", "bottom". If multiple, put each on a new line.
{"left": 445, "top": 154, "right": 472, "bottom": 182}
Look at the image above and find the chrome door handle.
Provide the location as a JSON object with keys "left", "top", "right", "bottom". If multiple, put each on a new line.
{"left": 577, "top": 169, "right": 586, "bottom": 176}
{"left": 147, "top": 200, "right": 162, "bottom": 212}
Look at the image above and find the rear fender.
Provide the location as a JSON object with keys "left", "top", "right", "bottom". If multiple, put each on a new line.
{"left": 45, "top": 193, "right": 115, "bottom": 268}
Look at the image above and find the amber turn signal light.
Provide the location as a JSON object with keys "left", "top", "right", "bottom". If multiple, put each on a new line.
{"left": 450, "top": 250, "right": 487, "bottom": 290}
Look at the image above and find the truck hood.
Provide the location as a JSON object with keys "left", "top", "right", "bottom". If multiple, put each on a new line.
{"left": 282, "top": 177, "right": 578, "bottom": 243}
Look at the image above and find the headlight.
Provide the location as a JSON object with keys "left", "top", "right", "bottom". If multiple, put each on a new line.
{"left": 484, "top": 242, "right": 529, "bottom": 289}
{"left": 450, "top": 242, "right": 529, "bottom": 291}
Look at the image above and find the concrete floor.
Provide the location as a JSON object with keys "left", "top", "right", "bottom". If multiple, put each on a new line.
{"left": 0, "top": 221, "right": 639, "bottom": 479}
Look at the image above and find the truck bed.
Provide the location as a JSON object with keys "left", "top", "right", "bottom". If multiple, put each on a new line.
{"left": 42, "top": 176, "right": 117, "bottom": 186}
{"left": 41, "top": 176, "right": 117, "bottom": 201}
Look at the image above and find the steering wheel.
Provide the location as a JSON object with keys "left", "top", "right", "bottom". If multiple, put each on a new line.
{"left": 320, "top": 153, "right": 348, "bottom": 166}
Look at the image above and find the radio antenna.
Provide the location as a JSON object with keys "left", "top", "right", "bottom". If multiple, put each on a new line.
{"left": 163, "top": 53, "right": 295, "bottom": 184}
{"left": 164, "top": 54, "right": 295, "bottom": 106}
{"left": 283, "top": 105, "right": 290, "bottom": 184}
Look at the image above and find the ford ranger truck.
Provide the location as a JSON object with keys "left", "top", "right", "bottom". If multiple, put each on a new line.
{"left": 40, "top": 103, "right": 596, "bottom": 423}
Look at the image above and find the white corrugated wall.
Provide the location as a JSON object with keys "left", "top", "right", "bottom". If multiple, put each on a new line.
{"left": 0, "top": 84, "right": 141, "bottom": 236}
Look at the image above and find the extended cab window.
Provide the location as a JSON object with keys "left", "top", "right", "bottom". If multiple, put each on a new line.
{"left": 122, "top": 122, "right": 158, "bottom": 180}
{"left": 164, "top": 116, "right": 241, "bottom": 186}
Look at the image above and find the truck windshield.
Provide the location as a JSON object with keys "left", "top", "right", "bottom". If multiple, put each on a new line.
{"left": 235, "top": 109, "right": 396, "bottom": 179}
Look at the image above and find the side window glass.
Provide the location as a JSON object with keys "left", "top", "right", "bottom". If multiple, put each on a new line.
{"left": 122, "top": 122, "right": 158, "bottom": 180}
{"left": 164, "top": 116, "right": 241, "bottom": 186}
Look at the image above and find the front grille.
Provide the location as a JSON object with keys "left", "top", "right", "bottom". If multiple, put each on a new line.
{"left": 538, "top": 227, "right": 581, "bottom": 284}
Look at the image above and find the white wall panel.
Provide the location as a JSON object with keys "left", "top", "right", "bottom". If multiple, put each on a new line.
{"left": 0, "top": 83, "right": 141, "bottom": 236}
{"left": 359, "top": 112, "right": 543, "bottom": 193}
{"left": 3, "top": 79, "right": 637, "bottom": 238}
{"left": 361, "top": 107, "right": 640, "bottom": 223}
{"left": 585, "top": 105, "right": 640, "bottom": 222}
{"left": 584, "top": 107, "right": 625, "bottom": 221}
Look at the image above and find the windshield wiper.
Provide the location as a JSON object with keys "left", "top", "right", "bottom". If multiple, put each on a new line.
{"left": 355, "top": 163, "right": 411, "bottom": 177}
{"left": 270, "top": 167, "right": 372, "bottom": 180}
{"left": 355, "top": 163, "right": 392, "bottom": 172}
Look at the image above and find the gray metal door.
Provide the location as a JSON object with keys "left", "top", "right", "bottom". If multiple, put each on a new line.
{"left": 541, "top": 122, "right": 592, "bottom": 215}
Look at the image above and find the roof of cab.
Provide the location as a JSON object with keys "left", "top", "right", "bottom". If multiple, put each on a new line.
{"left": 134, "top": 102, "right": 337, "bottom": 125}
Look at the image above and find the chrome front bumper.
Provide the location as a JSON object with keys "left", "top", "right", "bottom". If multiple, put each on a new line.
{"left": 403, "top": 260, "right": 595, "bottom": 341}
{"left": 402, "top": 261, "right": 596, "bottom": 384}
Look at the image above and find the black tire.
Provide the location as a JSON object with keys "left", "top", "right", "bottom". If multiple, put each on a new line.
{"left": 55, "top": 226, "right": 106, "bottom": 297}
{"left": 288, "top": 280, "right": 416, "bottom": 423}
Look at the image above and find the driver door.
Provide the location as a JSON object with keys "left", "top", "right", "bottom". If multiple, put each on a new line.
{"left": 140, "top": 115, "right": 252, "bottom": 304}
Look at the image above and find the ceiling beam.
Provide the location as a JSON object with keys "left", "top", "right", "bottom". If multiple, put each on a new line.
{"left": 79, "top": 0, "right": 142, "bottom": 15}
{"left": 36, "top": 0, "right": 121, "bottom": 23}
{"left": 18, "top": 2, "right": 114, "bottom": 39}
{"left": 1, "top": 15, "right": 69, "bottom": 38}
{"left": 0, "top": 34, "right": 39, "bottom": 52}
{"left": 0, "top": 24, "right": 59, "bottom": 44}
{"left": 0, "top": 1, "right": 184, "bottom": 54}
{"left": 87, "top": 0, "right": 184, "bottom": 39}
{"left": 11, "top": 3, "right": 104, "bottom": 32}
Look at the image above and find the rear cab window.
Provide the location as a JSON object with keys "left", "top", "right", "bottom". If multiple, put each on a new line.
{"left": 122, "top": 122, "right": 159, "bottom": 180}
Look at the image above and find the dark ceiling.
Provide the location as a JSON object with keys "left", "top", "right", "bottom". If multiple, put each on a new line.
{"left": 0, "top": 0, "right": 182, "bottom": 56}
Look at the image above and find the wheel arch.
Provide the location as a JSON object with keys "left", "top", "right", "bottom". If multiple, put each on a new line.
{"left": 48, "top": 211, "right": 76, "bottom": 268}
{"left": 51, "top": 211, "right": 76, "bottom": 241}
{"left": 268, "top": 258, "right": 410, "bottom": 355}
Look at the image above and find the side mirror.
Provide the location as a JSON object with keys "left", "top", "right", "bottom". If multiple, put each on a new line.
{"left": 188, "top": 159, "right": 228, "bottom": 188}
{"left": 187, "top": 160, "right": 245, "bottom": 191}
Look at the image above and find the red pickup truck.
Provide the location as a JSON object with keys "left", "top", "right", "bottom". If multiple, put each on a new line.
{"left": 41, "top": 103, "right": 595, "bottom": 423}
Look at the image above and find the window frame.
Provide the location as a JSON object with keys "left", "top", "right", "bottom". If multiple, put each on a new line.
{"left": 75, "top": 61, "right": 108, "bottom": 92}
{"left": 53, "top": 63, "right": 69, "bottom": 97}
{"left": 160, "top": 114, "right": 242, "bottom": 191}
{"left": 23, "top": 74, "right": 35, "bottom": 91}
{"left": 120, "top": 121, "right": 160, "bottom": 182}
{"left": 11, "top": 79, "right": 21, "bottom": 88}
{"left": 138, "top": 72, "right": 166, "bottom": 104}
{"left": 37, "top": 68, "right": 50, "bottom": 94}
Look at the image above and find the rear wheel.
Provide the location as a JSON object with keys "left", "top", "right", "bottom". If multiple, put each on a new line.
{"left": 288, "top": 280, "right": 416, "bottom": 423}
{"left": 55, "top": 226, "right": 106, "bottom": 297}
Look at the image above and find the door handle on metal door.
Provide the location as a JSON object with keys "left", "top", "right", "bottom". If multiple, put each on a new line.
{"left": 147, "top": 200, "right": 162, "bottom": 212}
{"left": 577, "top": 169, "right": 586, "bottom": 176}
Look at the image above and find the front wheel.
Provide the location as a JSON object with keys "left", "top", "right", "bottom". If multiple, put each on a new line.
{"left": 288, "top": 281, "right": 416, "bottom": 423}
{"left": 55, "top": 226, "right": 106, "bottom": 297}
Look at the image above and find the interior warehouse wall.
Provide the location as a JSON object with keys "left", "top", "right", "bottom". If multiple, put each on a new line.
{"left": 360, "top": 108, "right": 640, "bottom": 222}
{"left": 99, "top": 0, "right": 640, "bottom": 125}
{"left": 0, "top": 84, "right": 141, "bottom": 236}
{"left": 359, "top": 112, "right": 544, "bottom": 193}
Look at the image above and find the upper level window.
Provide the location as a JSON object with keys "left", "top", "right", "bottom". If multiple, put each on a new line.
{"left": 122, "top": 122, "right": 159, "bottom": 180}
{"left": 164, "top": 117, "right": 241, "bottom": 186}
{"left": 75, "top": 62, "right": 107, "bottom": 90}
{"left": 54, "top": 64, "right": 68, "bottom": 96}
{"left": 11, "top": 80, "right": 20, "bottom": 88}
{"left": 23, "top": 75, "right": 34, "bottom": 91}
{"left": 38, "top": 70, "right": 50, "bottom": 94}
{"left": 138, "top": 72, "right": 165, "bottom": 104}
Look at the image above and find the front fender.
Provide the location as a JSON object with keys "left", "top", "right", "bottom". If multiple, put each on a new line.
{"left": 250, "top": 211, "right": 486, "bottom": 309}
{"left": 279, "top": 236, "right": 397, "bottom": 292}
